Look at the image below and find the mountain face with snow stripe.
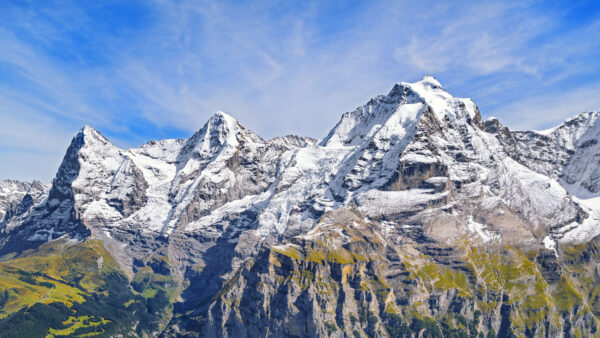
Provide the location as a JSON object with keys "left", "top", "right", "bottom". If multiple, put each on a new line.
{"left": 1, "top": 75, "right": 597, "bottom": 268}
{"left": 502, "top": 111, "right": 600, "bottom": 198}
{"left": 2, "top": 76, "right": 600, "bottom": 336}
{"left": 0, "top": 112, "right": 316, "bottom": 265}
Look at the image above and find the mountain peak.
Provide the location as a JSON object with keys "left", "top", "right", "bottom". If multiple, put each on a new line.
{"left": 0, "top": 179, "right": 30, "bottom": 194}
{"left": 74, "top": 125, "right": 110, "bottom": 148}
{"left": 562, "top": 111, "right": 600, "bottom": 128}
{"left": 321, "top": 77, "right": 477, "bottom": 147}
{"left": 79, "top": 124, "right": 95, "bottom": 132}
{"left": 199, "top": 110, "right": 242, "bottom": 136}
{"left": 207, "top": 111, "right": 238, "bottom": 127}
{"left": 419, "top": 74, "right": 443, "bottom": 88}
{"left": 77, "top": 124, "right": 101, "bottom": 137}
{"left": 212, "top": 110, "right": 234, "bottom": 119}
{"left": 199, "top": 111, "right": 243, "bottom": 137}
{"left": 179, "top": 111, "right": 246, "bottom": 160}
{"left": 389, "top": 75, "right": 445, "bottom": 97}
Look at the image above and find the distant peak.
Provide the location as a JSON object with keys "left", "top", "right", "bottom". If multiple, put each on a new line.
{"left": 419, "top": 75, "right": 442, "bottom": 88}
{"left": 213, "top": 110, "right": 232, "bottom": 118}
{"left": 540, "top": 111, "right": 600, "bottom": 133}
{"left": 182, "top": 111, "right": 245, "bottom": 155}
{"left": 209, "top": 111, "right": 237, "bottom": 123}
{"left": 73, "top": 125, "right": 110, "bottom": 148}
{"left": 77, "top": 125, "right": 105, "bottom": 138}
{"left": 570, "top": 111, "right": 600, "bottom": 123}
{"left": 78, "top": 124, "right": 97, "bottom": 134}
{"left": 202, "top": 111, "right": 240, "bottom": 131}
{"left": 389, "top": 75, "right": 447, "bottom": 99}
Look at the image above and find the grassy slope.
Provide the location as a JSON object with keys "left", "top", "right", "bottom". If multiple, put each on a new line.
{"left": 0, "top": 238, "right": 118, "bottom": 317}
{"left": 0, "top": 238, "right": 176, "bottom": 337}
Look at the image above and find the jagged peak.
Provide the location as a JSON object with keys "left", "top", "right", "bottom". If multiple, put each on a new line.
{"left": 212, "top": 111, "right": 246, "bottom": 131}
{"left": 211, "top": 110, "right": 236, "bottom": 121}
{"left": 73, "top": 125, "right": 112, "bottom": 149}
{"left": 180, "top": 111, "right": 255, "bottom": 160}
{"left": 78, "top": 125, "right": 102, "bottom": 137}
{"left": 561, "top": 111, "right": 600, "bottom": 127}
{"left": 0, "top": 180, "right": 30, "bottom": 194}
{"left": 528, "top": 111, "right": 600, "bottom": 136}
{"left": 198, "top": 111, "right": 243, "bottom": 136}
{"left": 321, "top": 78, "right": 477, "bottom": 147}
{"left": 419, "top": 74, "right": 443, "bottom": 88}
{"left": 391, "top": 76, "right": 452, "bottom": 102}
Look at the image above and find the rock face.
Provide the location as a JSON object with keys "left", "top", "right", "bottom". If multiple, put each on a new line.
{"left": 0, "top": 180, "right": 48, "bottom": 222}
{"left": 204, "top": 208, "right": 600, "bottom": 338}
{"left": 2, "top": 76, "right": 600, "bottom": 336}
{"left": 0, "top": 180, "right": 30, "bottom": 221}
{"left": 0, "top": 179, "right": 50, "bottom": 253}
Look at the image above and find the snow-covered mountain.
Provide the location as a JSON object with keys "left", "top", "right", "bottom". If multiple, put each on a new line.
{"left": 2, "top": 76, "right": 600, "bottom": 336}
{"left": 0, "top": 180, "right": 48, "bottom": 223}
{"left": 0, "top": 180, "right": 30, "bottom": 221}
{"left": 3, "top": 75, "right": 599, "bottom": 262}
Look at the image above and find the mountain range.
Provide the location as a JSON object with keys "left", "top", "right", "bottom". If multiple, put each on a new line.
{"left": 1, "top": 76, "right": 600, "bottom": 337}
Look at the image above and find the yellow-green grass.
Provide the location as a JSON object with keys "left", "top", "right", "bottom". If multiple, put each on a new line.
{"left": 0, "top": 238, "right": 120, "bottom": 317}
{"left": 46, "top": 315, "right": 110, "bottom": 337}
{"left": 0, "top": 273, "right": 86, "bottom": 317}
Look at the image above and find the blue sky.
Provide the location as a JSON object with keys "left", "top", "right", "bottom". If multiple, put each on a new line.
{"left": 1, "top": 0, "right": 600, "bottom": 182}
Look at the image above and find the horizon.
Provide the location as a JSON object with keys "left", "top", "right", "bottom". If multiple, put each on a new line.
{"left": 2, "top": 1, "right": 600, "bottom": 182}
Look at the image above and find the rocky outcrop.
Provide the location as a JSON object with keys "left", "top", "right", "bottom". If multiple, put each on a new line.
{"left": 204, "top": 208, "right": 600, "bottom": 337}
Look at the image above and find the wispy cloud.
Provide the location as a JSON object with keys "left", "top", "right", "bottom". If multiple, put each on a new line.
{"left": 1, "top": 0, "right": 599, "bottom": 181}
{"left": 396, "top": 2, "right": 548, "bottom": 75}
{"left": 488, "top": 84, "right": 600, "bottom": 130}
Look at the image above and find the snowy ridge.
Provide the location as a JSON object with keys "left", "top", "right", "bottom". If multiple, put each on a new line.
{"left": 510, "top": 111, "right": 600, "bottom": 196}
{"left": 0, "top": 180, "right": 48, "bottom": 221}
{"left": 321, "top": 76, "right": 476, "bottom": 147}
{"left": 0, "top": 180, "right": 30, "bottom": 195}
{"left": 2, "top": 76, "right": 600, "bottom": 266}
{"left": 494, "top": 111, "right": 600, "bottom": 244}
{"left": 2, "top": 110, "right": 314, "bottom": 254}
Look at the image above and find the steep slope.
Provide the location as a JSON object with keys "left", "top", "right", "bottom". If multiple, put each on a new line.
{"left": 249, "top": 76, "right": 582, "bottom": 247}
{"left": 485, "top": 112, "right": 600, "bottom": 244}
{"left": 198, "top": 77, "right": 600, "bottom": 337}
{"left": 206, "top": 208, "right": 600, "bottom": 337}
{"left": 188, "top": 78, "right": 600, "bottom": 336}
{"left": 500, "top": 111, "right": 600, "bottom": 196}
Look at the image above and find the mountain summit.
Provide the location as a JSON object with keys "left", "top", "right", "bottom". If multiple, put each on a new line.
{"left": 2, "top": 78, "right": 600, "bottom": 336}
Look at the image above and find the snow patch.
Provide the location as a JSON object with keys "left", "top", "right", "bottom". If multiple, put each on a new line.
{"left": 466, "top": 216, "right": 500, "bottom": 243}
{"left": 543, "top": 236, "right": 557, "bottom": 256}
{"left": 558, "top": 197, "right": 600, "bottom": 243}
